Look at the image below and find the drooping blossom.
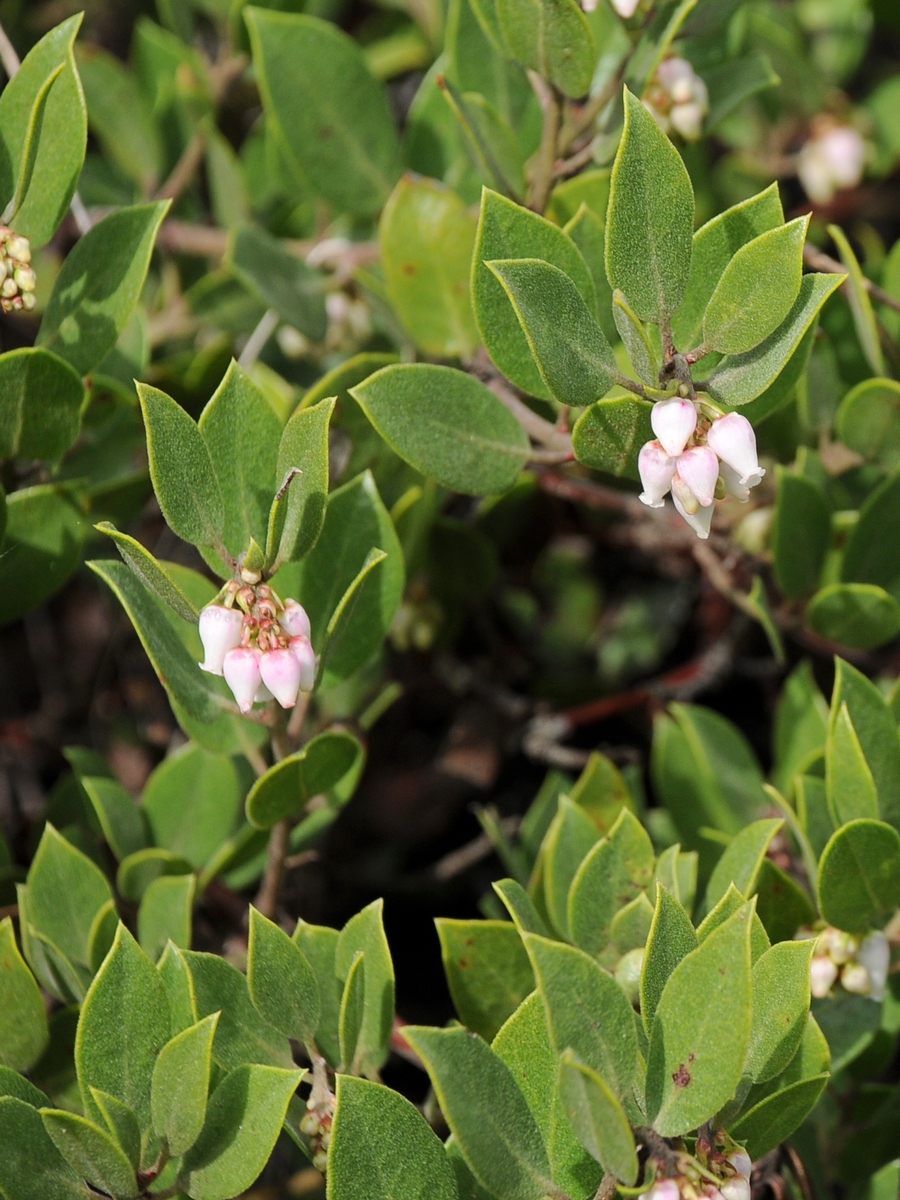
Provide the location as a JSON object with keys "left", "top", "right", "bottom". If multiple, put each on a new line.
{"left": 643, "top": 55, "right": 709, "bottom": 141}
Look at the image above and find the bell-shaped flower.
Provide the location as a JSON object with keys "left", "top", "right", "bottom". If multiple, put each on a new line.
{"left": 638, "top": 441, "right": 676, "bottom": 508}
{"left": 223, "top": 646, "right": 263, "bottom": 713}
{"left": 727, "top": 1152, "right": 752, "bottom": 1182}
{"left": 672, "top": 487, "right": 714, "bottom": 539}
{"left": 290, "top": 635, "right": 317, "bottom": 692}
{"left": 670, "top": 101, "right": 705, "bottom": 140}
{"left": 641, "top": 1181, "right": 681, "bottom": 1200}
{"left": 198, "top": 604, "right": 244, "bottom": 676}
{"left": 651, "top": 397, "right": 697, "bottom": 457}
{"left": 840, "top": 961, "right": 871, "bottom": 996}
{"left": 260, "top": 647, "right": 303, "bottom": 709}
{"left": 280, "top": 598, "right": 311, "bottom": 640}
{"left": 719, "top": 462, "right": 750, "bottom": 503}
{"left": 720, "top": 1177, "right": 750, "bottom": 1200}
{"left": 676, "top": 445, "right": 719, "bottom": 507}
{"left": 707, "top": 413, "right": 765, "bottom": 487}
{"left": 810, "top": 954, "right": 839, "bottom": 999}
{"left": 856, "top": 931, "right": 890, "bottom": 1001}
{"left": 610, "top": 0, "right": 640, "bottom": 15}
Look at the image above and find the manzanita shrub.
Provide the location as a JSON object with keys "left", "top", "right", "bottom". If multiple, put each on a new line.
{"left": 0, "top": 0, "right": 899, "bottom": 1198}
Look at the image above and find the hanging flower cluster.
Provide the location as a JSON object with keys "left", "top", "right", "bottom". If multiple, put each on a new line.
{"left": 638, "top": 398, "right": 765, "bottom": 538}
{"left": 643, "top": 56, "right": 710, "bottom": 141}
{"left": 805, "top": 926, "right": 890, "bottom": 1001}
{"left": 638, "top": 1139, "right": 752, "bottom": 1200}
{"left": 797, "top": 117, "right": 866, "bottom": 205}
{"left": 198, "top": 585, "right": 316, "bottom": 713}
{"left": 0, "top": 228, "right": 36, "bottom": 313}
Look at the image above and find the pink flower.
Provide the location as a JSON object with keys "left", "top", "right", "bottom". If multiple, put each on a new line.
{"left": 727, "top": 1152, "right": 752, "bottom": 1182}
{"left": 638, "top": 441, "right": 676, "bottom": 508}
{"left": 290, "top": 635, "right": 317, "bottom": 692}
{"left": 641, "top": 1181, "right": 681, "bottom": 1200}
{"left": 718, "top": 462, "right": 750, "bottom": 502}
{"left": 707, "top": 414, "right": 765, "bottom": 487}
{"left": 676, "top": 445, "right": 719, "bottom": 507}
{"left": 672, "top": 488, "right": 714, "bottom": 538}
{"left": 260, "top": 648, "right": 303, "bottom": 709}
{"left": 810, "top": 955, "right": 838, "bottom": 999}
{"left": 720, "top": 1177, "right": 750, "bottom": 1200}
{"left": 223, "top": 646, "right": 263, "bottom": 713}
{"left": 651, "top": 398, "right": 697, "bottom": 457}
{"left": 280, "top": 598, "right": 311, "bottom": 640}
{"left": 198, "top": 605, "right": 244, "bottom": 676}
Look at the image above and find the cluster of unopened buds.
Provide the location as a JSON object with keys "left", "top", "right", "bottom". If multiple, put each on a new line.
{"left": 299, "top": 1103, "right": 332, "bottom": 1173}
{"left": 797, "top": 116, "right": 866, "bottom": 205}
{"left": 198, "top": 584, "right": 316, "bottom": 713}
{"left": 639, "top": 1143, "right": 752, "bottom": 1200}
{"left": 804, "top": 925, "right": 890, "bottom": 1001}
{"left": 643, "top": 55, "right": 709, "bottom": 141}
{"left": 0, "top": 228, "right": 36, "bottom": 313}
{"left": 638, "top": 398, "right": 765, "bottom": 538}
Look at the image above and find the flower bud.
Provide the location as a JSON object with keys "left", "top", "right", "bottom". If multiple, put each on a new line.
{"left": 727, "top": 1152, "right": 752, "bottom": 1182}
{"left": 198, "top": 604, "right": 244, "bottom": 675}
{"left": 638, "top": 441, "right": 676, "bottom": 508}
{"left": 720, "top": 1176, "right": 750, "bottom": 1200}
{"left": 672, "top": 489, "right": 714, "bottom": 538}
{"left": 856, "top": 931, "right": 890, "bottom": 1002}
{"left": 260, "top": 648, "right": 302, "bottom": 709}
{"left": 651, "top": 397, "right": 697, "bottom": 457}
{"left": 610, "top": 0, "right": 641, "bottom": 15}
{"left": 641, "top": 1180, "right": 681, "bottom": 1200}
{"left": 810, "top": 954, "right": 838, "bottom": 999}
{"left": 13, "top": 265, "right": 35, "bottom": 292}
{"left": 670, "top": 102, "right": 705, "bottom": 141}
{"left": 299, "top": 1111, "right": 321, "bottom": 1136}
{"left": 707, "top": 413, "right": 765, "bottom": 487}
{"left": 280, "top": 598, "right": 311, "bottom": 640}
{"left": 313, "top": 1150, "right": 329, "bottom": 1173}
{"left": 676, "top": 445, "right": 719, "bottom": 507}
{"left": 6, "top": 234, "right": 30, "bottom": 262}
{"left": 841, "top": 961, "right": 871, "bottom": 996}
{"left": 290, "top": 635, "right": 317, "bottom": 692}
{"left": 223, "top": 646, "right": 263, "bottom": 712}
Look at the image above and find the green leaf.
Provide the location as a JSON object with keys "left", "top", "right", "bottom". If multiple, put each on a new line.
{"left": 730, "top": 1074, "right": 828, "bottom": 1162}
{"left": 96, "top": 524, "right": 199, "bottom": 622}
{"left": 0, "top": 348, "right": 85, "bottom": 463}
{"left": 754, "top": 859, "right": 816, "bottom": 945}
{"left": 265, "top": 396, "right": 333, "bottom": 569}
{"left": 89, "top": 1090, "right": 140, "bottom": 1170}
{"left": 88, "top": 902, "right": 119, "bottom": 975}
{"left": 704, "top": 817, "right": 784, "bottom": 913}
{"left": 181, "top": 1063, "right": 305, "bottom": 1200}
{"left": 812, "top": 991, "right": 877, "bottom": 1073}
{"left": 572, "top": 396, "right": 654, "bottom": 478}
{"left": 672, "top": 184, "right": 784, "bottom": 352}
{"left": 336, "top": 899, "right": 394, "bottom": 1078}
{"left": 40, "top": 1110, "right": 138, "bottom": 1200}
{"left": 496, "top": 0, "right": 596, "bottom": 97}
{"left": 568, "top": 808, "right": 655, "bottom": 957}
{"left": 772, "top": 661, "right": 828, "bottom": 795}
{"left": 0, "top": 1067, "right": 47, "bottom": 1107}
{"left": 646, "top": 903, "right": 753, "bottom": 1136}
{"left": 0, "top": 485, "right": 87, "bottom": 625}
{"left": 245, "top": 730, "right": 363, "bottom": 829}
{"left": 0, "top": 1096, "right": 89, "bottom": 1200}
{"left": 80, "top": 776, "right": 147, "bottom": 862}
{"left": 273, "top": 471, "right": 404, "bottom": 684}
{"left": 151, "top": 1013, "right": 218, "bottom": 1158}
{"left": 0, "top": 917, "right": 48, "bottom": 1072}
{"left": 826, "top": 703, "right": 879, "bottom": 826}
{"left": 404, "top": 1025, "right": 553, "bottom": 1200}
{"left": 702, "top": 217, "right": 808, "bottom": 355}
{"left": 640, "top": 886, "right": 698, "bottom": 1035}
{"left": 706, "top": 273, "right": 845, "bottom": 407}
{"left": 772, "top": 469, "right": 831, "bottom": 599}
{"left": 75, "top": 924, "right": 170, "bottom": 1132}
{"left": 606, "top": 88, "right": 694, "bottom": 325}
{"left": 116, "top": 848, "right": 192, "bottom": 904}
{"left": 564, "top": 204, "right": 616, "bottom": 340}
{"left": 829, "top": 658, "right": 900, "bottom": 830}
{"left": 339, "top": 950, "right": 366, "bottom": 1071}
{"left": 183, "top": 950, "right": 293, "bottom": 1070}
{"left": 142, "top": 744, "right": 243, "bottom": 870}
{"left": 38, "top": 203, "right": 169, "bottom": 376}
{"left": 137, "top": 384, "right": 226, "bottom": 554}
{"left": 744, "top": 939, "right": 814, "bottom": 1083}
{"left": 472, "top": 188, "right": 596, "bottom": 399}
{"left": 16, "top": 894, "right": 88, "bottom": 1005}
{"left": 228, "top": 225, "right": 327, "bottom": 341}
{"left": 246, "top": 9, "right": 402, "bottom": 217}
{"left": 158, "top": 943, "right": 199, "bottom": 1035}
{"left": 827, "top": 224, "right": 883, "bottom": 375}
{"left": 542, "top": 796, "right": 602, "bottom": 939}
{"left": 557, "top": 1051, "right": 638, "bottom": 1185}
{"left": 0, "top": 16, "right": 87, "bottom": 248}
{"left": 436, "top": 918, "right": 534, "bottom": 1041}
{"left": 836, "top": 377, "right": 900, "bottom": 470}
{"left": 491, "top": 992, "right": 600, "bottom": 1198}
{"left": 76, "top": 46, "right": 164, "bottom": 193}
{"left": 808, "top": 584, "right": 900, "bottom": 650}
{"left": 351, "top": 364, "right": 529, "bottom": 496}
{"left": 247, "top": 907, "right": 319, "bottom": 1045}
{"left": 703, "top": 53, "right": 780, "bottom": 131}
{"left": 137, "top": 874, "right": 195, "bottom": 961}
{"left": 698, "top": 884, "right": 770, "bottom": 963}
{"left": 197, "top": 361, "right": 282, "bottom": 561}
{"left": 26, "top": 824, "right": 113, "bottom": 970}
{"left": 610, "top": 892, "right": 654, "bottom": 954}
{"left": 841, "top": 468, "right": 900, "bottom": 591}
{"left": 293, "top": 920, "right": 342, "bottom": 1066}
{"left": 523, "top": 932, "right": 638, "bottom": 1096}
{"left": 380, "top": 175, "right": 479, "bottom": 359}
{"left": 612, "top": 290, "right": 659, "bottom": 385}
{"left": 330, "top": 1075, "right": 460, "bottom": 1200}
{"left": 493, "top": 879, "right": 550, "bottom": 936}
{"left": 817, "top": 819, "right": 900, "bottom": 932}
{"left": 487, "top": 258, "right": 617, "bottom": 405}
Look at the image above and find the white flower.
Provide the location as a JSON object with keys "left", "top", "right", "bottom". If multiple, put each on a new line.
{"left": 280, "top": 598, "right": 311, "bottom": 640}
{"left": 841, "top": 961, "right": 872, "bottom": 996}
{"left": 640, "top": 1181, "right": 681, "bottom": 1200}
{"left": 651, "top": 397, "right": 697, "bottom": 457}
{"left": 798, "top": 123, "right": 865, "bottom": 204}
{"left": 610, "top": 0, "right": 641, "bottom": 15}
{"left": 638, "top": 441, "right": 676, "bottom": 508}
{"left": 676, "top": 445, "right": 719, "bottom": 508}
{"left": 670, "top": 101, "right": 706, "bottom": 141}
{"left": 727, "top": 1152, "right": 752, "bottom": 1182}
{"left": 223, "top": 646, "right": 263, "bottom": 713}
{"left": 856, "top": 931, "right": 890, "bottom": 1002}
{"left": 707, "top": 414, "right": 765, "bottom": 487}
{"left": 260, "top": 648, "right": 303, "bottom": 709}
{"left": 810, "top": 954, "right": 839, "bottom": 998}
{"left": 720, "top": 1176, "right": 750, "bottom": 1200}
{"left": 290, "top": 635, "right": 317, "bottom": 692}
{"left": 719, "top": 461, "right": 751, "bottom": 502}
{"left": 198, "top": 605, "right": 244, "bottom": 676}
{"left": 672, "top": 489, "right": 714, "bottom": 538}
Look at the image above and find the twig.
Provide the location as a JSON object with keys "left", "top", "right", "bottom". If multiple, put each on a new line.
{"left": 154, "top": 128, "right": 208, "bottom": 203}
{"left": 155, "top": 219, "right": 230, "bottom": 258}
{"left": 804, "top": 242, "right": 900, "bottom": 314}
{"left": 528, "top": 75, "right": 562, "bottom": 214}
{"left": 239, "top": 308, "right": 279, "bottom": 370}
{"left": 431, "top": 816, "right": 520, "bottom": 881}
{"left": 530, "top": 465, "right": 645, "bottom": 516}
{"left": 559, "top": 71, "right": 622, "bottom": 154}
{"left": 0, "top": 19, "right": 19, "bottom": 79}
{"left": 782, "top": 1145, "right": 815, "bottom": 1200}
{"left": 553, "top": 139, "right": 597, "bottom": 181}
